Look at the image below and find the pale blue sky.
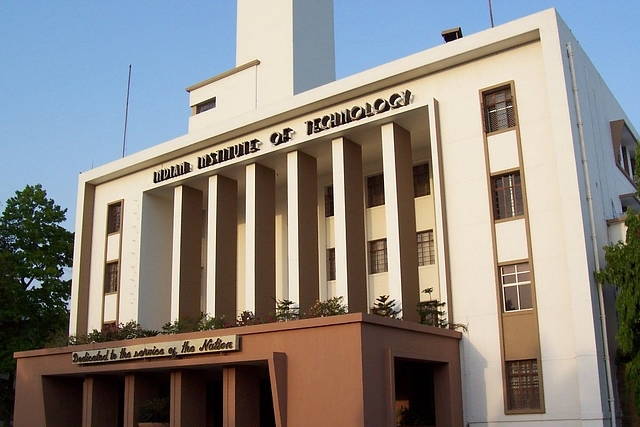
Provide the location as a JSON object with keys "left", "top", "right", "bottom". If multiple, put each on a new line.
{"left": 1, "top": 1, "right": 639, "bottom": 228}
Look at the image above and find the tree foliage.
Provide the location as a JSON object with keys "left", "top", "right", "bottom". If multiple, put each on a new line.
{"left": 595, "top": 210, "right": 640, "bottom": 413}
{"left": 0, "top": 184, "right": 73, "bottom": 424}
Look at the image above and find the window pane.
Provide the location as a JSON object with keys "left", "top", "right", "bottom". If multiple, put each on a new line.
{"left": 503, "top": 286, "right": 519, "bottom": 311}
{"left": 484, "top": 87, "right": 515, "bottom": 133}
{"left": 417, "top": 230, "right": 435, "bottom": 266}
{"left": 506, "top": 359, "right": 541, "bottom": 411}
{"left": 519, "top": 284, "right": 533, "bottom": 309}
{"left": 107, "top": 202, "right": 122, "bottom": 234}
{"left": 325, "top": 186, "right": 334, "bottom": 217}
{"left": 369, "top": 239, "right": 388, "bottom": 274}
{"left": 492, "top": 172, "right": 523, "bottom": 219}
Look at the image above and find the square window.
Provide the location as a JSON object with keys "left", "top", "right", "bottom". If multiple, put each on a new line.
{"left": 506, "top": 359, "right": 541, "bottom": 411}
{"left": 484, "top": 86, "right": 515, "bottom": 133}
{"left": 417, "top": 230, "right": 435, "bottom": 266}
{"left": 369, "top": 239, "right": 388, "bottom": 274}
{"left": 367, "top": 174, "right": 385, "bottom": 207}
{"left": 107, "top": 202, "right": 122, "bottom": 234}
{"left": 104, "top": 261, "right": 119, "bottom": 294}
{"left": 413, "top": 163, "right": 430, "bottom": 197}
{"left": 500, "top": 262, "right": 532, "bottom": 312}
{"left": 492, "top": 172, "right": 524, "bottom": 219}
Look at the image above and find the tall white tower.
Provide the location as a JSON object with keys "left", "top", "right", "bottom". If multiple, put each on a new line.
{"left": 236, "top": 0, "right": 335, "bottom": 106}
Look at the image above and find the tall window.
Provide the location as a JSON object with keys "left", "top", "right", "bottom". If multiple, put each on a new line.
{"left": 413, "top": 163, "right": 430, "bottom": 197}
{"left": 327, "top": 248, "right": 336, "bottom": 280}
{"left": 325, "top": 185, "right": 334, "bottom": 217}
{"left": 369, "top": 239, "right": 388, "bottom": 274}
{"left": 484, "top": 86, "right": 515, "bottom": 133}
{"left": 492, "top": 172, "right": 523, "bottom": 219}
{"left": 107, "top": 202, "right": 122, "bottom": 234}
{"left": 417, "top": 230, "right": 435, "bottom": 266}
{"left": 367, "top": 174, "right": 385, "bottom": 207}
{"left": 506, "top": 359, "right": 541, "bottom": 411}
{"left": 500, "top": 262, "right": 532, "bottom": 312}
{"left": 104, "top": 261, "right": 119, "bottom": 294}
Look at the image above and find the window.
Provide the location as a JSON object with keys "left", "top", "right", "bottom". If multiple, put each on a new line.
{"left": 500, "top": 262, "right": 532, "bottom": 312}
{"left": 367, "top": 174, "right": 385, "bottom": 207}
{"left": 417, "top": 230, "right": 435, "bottom": 266}
{"left": 413, "top": 163, "right": 430, "bottom": 197}
{"left": 196, "top": 97, "right": 216, "bottom": 114}
{"left": 506, "top": 359, "right": 541, "bottom": 411}
{"left": 104, "top": 261, "right": 119, "bottom": 294}
{"left": 492, "top": 172, "right": 523, "bottom": 219}
{"left": 369, "top": 239, "right": 388, "bottom": 274}
{"left": 484, "top": 86, "right": 515, "bottom": 133}
{"left": 327, "top": 248, "right": 336, "bottom": 280}
{"left": 107, "top": 202, "right": 122, "bottom": 234}
{"left": 325, "top": 185, "right": 334, "bottom": 217}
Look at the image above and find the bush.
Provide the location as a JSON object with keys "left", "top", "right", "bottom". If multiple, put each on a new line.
{"left": 306, "top": 296, "right": 348, "bottom": 318}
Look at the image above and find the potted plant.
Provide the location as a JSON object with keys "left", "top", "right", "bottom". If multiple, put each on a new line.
{"left": 138, "top": 397, "right": 170, "bottom": 427}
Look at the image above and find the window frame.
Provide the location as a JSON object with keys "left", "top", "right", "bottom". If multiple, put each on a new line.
{"left": 195, "top": 97, "right": 217, "bottom": 114}
{"left": 417, "top": 230, "right": 435, "bottom": 266}
{"left": 482, "top": 84, "right": 516, "bottom": 134}
{"left": 104, "top": 261, "right": 119, "bottom": 294}
{"left": 327, "top": 248, "right": 336, "bottom": 281}
{"left": 413, "top": 163, "right": 431, "bottom": 197}
{"left": 505, "top": 359, "right": 542, "bottom": 413}
{"left": 500, "top": 262, "right": 533, "bottom": 312}
{"left": 367, "top": 174, "right": 385, "bottom": 208}
{"left": 368, "top": 239, "right": 388, "bottom": 274}
{"left": 325, "top": 185, "right": 334, "bottom": 217}
{"left": 107, "top": 201, "right": 122, "bottom": 234}
{"left": 492, "top": 171, "right": 524, "bottom": 220}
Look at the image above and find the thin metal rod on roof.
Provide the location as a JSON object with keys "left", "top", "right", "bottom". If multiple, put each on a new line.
{"left": 488, "top": 0, "right": 495, "bottom": 28}
{"left": 122, "top": 64, "right": 132, "bottom": 158}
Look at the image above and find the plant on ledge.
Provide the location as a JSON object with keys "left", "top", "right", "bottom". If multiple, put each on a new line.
{"left": 274, "top": 298, "right": 300, "bottom": 321}
{"left": 161, "top": 312, "right": 229, "bottom": 334}
{"left": 371, "top": 295, "right": 400, "bottom": 319}
{"left": 305, "top": 296, "right": 348, "bottom": 318}
{"left": 417, "top": 288, "right": 467, "bottom": 331}
{"left": 68, "top": 321, "right": 159, "bottom": 345}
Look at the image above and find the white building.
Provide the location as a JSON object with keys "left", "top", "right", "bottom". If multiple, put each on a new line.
{"left": 14, "top": 2, "right": 638, "bottom": 426}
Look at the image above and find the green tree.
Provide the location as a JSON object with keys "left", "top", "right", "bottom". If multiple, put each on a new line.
{"left": 0, "top": 184, "right": 73, "bottom": 425}
{"left": 595, "top": 210, "right": 640, "bottom": 413}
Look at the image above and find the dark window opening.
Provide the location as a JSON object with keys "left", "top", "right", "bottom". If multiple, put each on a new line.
{"left": 484, "top": 86, "right": 515, "bottom": 133}
{"left": 367, "top": 174, "right": 385, "bottom": 207}
{"left": 413, "top": 163, "right": 430, "bottom": 197}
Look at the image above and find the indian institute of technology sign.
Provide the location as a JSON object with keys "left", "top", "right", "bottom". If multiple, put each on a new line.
{"left": 152, "top": 90, "right": 413, "bottom": 184}
{"left": 72, "top": 335, "right": 240, "bottom": 365}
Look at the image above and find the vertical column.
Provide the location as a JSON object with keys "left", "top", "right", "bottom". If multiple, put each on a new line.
{"left": 82, "top": 376, "right": 119, "bottom": 427}
{"left": 287, "top": 151, "right": 319, "bottom": 312}
{"left": 207, "top": 175, "right": 238, "bottom": 320}
{"left": 171, "top": 185, "right": 204, "bottom": 321}
{"left": 332, "top": 137, "right": 367, "bottom": 313}
{"left": 381, "top": 123, "right": 420, "bottom": 321}
{"left": 123, "top": 374, "right": 158, "bottom": 427}
{"left": 245, "top": 163, "right": 276, "bottom": 316}
{"left": 223, "top": 366, "right": 260, "bottom": 427}
{"left": 171, "top": 371, "right": 206, "bottom": 427}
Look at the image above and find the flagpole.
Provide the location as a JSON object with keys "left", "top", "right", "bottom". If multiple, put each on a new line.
{"left": 122, "top": 64, "right": 132, "bottom": 158}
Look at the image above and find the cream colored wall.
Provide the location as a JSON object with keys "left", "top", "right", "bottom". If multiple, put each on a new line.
{"left": 188, "top": 64, "right": 258, "bottom": 133}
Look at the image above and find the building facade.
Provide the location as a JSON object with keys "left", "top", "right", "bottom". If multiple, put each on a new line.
{"left": 14, "top": 3, "right": 638, "bottom": 426}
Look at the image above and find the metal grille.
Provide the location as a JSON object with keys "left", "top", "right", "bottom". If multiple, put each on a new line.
{"left": 484, "top": 87, "right": 515, "bottom": 132}
{"left": 417, "top": 230, "right": 435, "bottom": 266}
{"left": 492, "top": 173, "right": 523, "bottom": 219}
{"left": 506, "top": 359, "right": 541, "bottom": 410}
{"left": 369, "top": 239, "right": 388, "bottom": 274}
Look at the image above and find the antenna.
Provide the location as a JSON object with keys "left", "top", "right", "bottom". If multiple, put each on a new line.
{"left": 122, "top": 64, "right": 132, "bottom": 158}
{"left": 488, "top": 0, "right": 495, "bottom": 28}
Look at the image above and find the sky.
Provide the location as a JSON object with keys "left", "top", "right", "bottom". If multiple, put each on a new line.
{"left": 1, "top": 1, "right": 639, "bottom": 230}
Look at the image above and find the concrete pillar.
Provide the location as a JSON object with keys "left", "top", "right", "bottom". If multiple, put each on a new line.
{"left": 223, "top": 366, "right": 260, "bottom": 427}
{"left": 287, "top": 151, "right": 319, "bottom": 312}
{"left": 123, "top": 374, "right": 159, "bottom": 427}
{"left": 207, "top": 175, "right": 238, "bottom": 321}
{"left": 381, "top": 123, "right": 420, "bottom": 322}
{"left": 171, "top": 185, "right": 204, "bottom": 321}
{"left": 332, "top": 137, "right": 367, "bottom": 313}
{"left": 171, "top": 371, "right": 206, "bottom": 427}
{"left": 246, "top": 163, "right": 276, "bottom": 317}
{"left": 82, "top": 376, "right": 119, "bottom": 427}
